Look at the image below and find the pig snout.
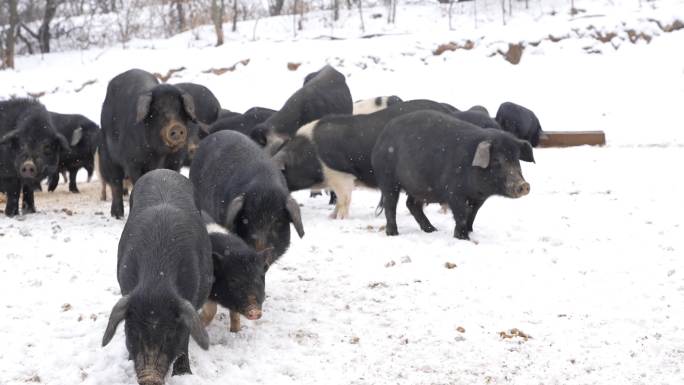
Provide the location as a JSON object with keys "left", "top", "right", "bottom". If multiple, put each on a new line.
{"left": 162, "top": 124, "right": 187, "bottom": 149}
{"left": 516, "top": 182, "right": 530, "bottom": 196}
{"left": 245, "top": 305, "right": 262, "bottom": 320}
{"left": 507, "top": 180, "right": 530, "bottom": 198}
{"left": 20, "top": 160, "right": 38, "bottom": 179}
{"left": 137, "top": 371, "right": 163, "bottom": 385}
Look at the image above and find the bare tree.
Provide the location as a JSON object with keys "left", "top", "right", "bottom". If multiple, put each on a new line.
{"left": 387, "top": 0, "right": 397, "bottom": 24}
{"left": 448, "top": 0, "right": 454, "bottom": 30}
{"left": 211, "top": 0, "right": 224, "bottom": 46}
{"left": 332, "top": 0, "right": 339, "bottom": 21}
{"left": 2, "top": 0, "right": 19, "bottom": 69}
{"left": 232, "top": 0, "right": 237, "bottom": 32}
{"left": 174, "top": 0, "right": 186, "bottom": 32}
{"left": 358, "top": 0, "right": 365, "bottom": 32}
{"left": 37, "top": 0, "right": 63, "bottom": 53}
{"left": 270, "top": 0, "right": 284, "bottom": 16}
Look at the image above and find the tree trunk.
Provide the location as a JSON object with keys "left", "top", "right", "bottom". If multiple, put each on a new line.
{"left": 271, "top": 0, "right": 284, "bottom": 16}
{"left": 388, "top": 0, "right": 397, "bottom": 24}
{"left": 175, "top": 0, "right": 186, "bottom": 32}
{"left": 333, "top": 0, "right": 339, "bottom": 21}
{"left": 232, "top": 0, "right": 237, "bottom": 32}
{"left": 4, "top": 0, "right": 19, "bottom": 69}
{"left": 211, "top": 0, "right": 224, "bottom": 46}
{"left": 448, "top": 0, "right": 454, "bottom": 30}
{"left": 38, "top": 0, "right": 61, "bottom": 54}
{"left": 358, "top": 0, "right": 365, "bottom": 32}
{"left": 17, "top": 26, "right": 35, "bottom": 55}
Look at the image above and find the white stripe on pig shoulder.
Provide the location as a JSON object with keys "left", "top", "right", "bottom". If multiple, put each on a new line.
{"left": 296, "top": 120, "right": 319, "bottom": 140}
{"left": 353, "top": 97, "right": 388, "bottom": 115}
{"left": 206, "top": 223, "right": 229, "bottom": 235}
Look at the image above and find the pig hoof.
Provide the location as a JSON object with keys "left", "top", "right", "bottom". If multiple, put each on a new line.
{"left": 329, "top": 212, "right": 345, "bottom": 220}
{"left": 69, "top": 188, "right": 79, "bottom": 194}
{"left": 421, "top": 225, "right": 437, "bottom": 233}
{"left": 454, "top": 232, "right": 469, "bottom": 240}
{"left": 386, "top": 227, "right": 399, "bottom": 236}
{"left": 172, "top": 355, "right": 192, "bottom": 376}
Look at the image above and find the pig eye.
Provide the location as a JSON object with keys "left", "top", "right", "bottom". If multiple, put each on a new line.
{"left": 43, "top": 144, "right": 54, "bottom": 153}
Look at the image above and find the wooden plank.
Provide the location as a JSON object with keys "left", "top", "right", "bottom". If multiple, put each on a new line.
{"left": 538, "top": 131, "right": 606, "bottom": 148}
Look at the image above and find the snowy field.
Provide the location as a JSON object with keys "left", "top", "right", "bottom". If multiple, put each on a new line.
{"left": 2, "top": 1, "right": 684, "bottom": 384}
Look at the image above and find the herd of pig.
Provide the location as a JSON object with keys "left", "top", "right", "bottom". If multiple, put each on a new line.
{"left": 0, "top": 64, "right": 541, "bottom": 385}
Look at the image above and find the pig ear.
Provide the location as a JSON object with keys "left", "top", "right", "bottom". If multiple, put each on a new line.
{"left": 224, "top": 195, "right": 245, "bottom": 232}
{"left": 249, "top": 125, "right": 268, "bottom": 147}
{"left": 471, "top": 141, "right": 491, "bottom": 169}
{"left": 102, "top": 295, "right": 130, "bottom": 347}
{"left": 0, "top": 129, "right": 20, "bottom": 145}
{"left": 70, "top": 126, "right": 83, "bottom": 146}
{"left": 136, "top": 93, "right": 153, "bottom": 123}
{"left": 197, "top": 122, "right": 210, "bottom": 135}
{"left": 55, "top": 133, "right": 71, "bottom": 151}
{"left": 178, "top": 299, "right": 210, "bottom": 350}
{"left": 180, "top": 92, "right": 198, "bottom": 123}
{"left": 271, "top": 149, "right": 287, "bottom": 171}
{"left": 286, "top": 196, "right": 305, "bottom": 238}
{"left": 518, "top": 140, "right": 535, "bottom": 163}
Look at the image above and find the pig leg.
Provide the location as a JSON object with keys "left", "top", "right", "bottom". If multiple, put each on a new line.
{"left": 68, "top": 168, "right": 79, "bottom": 193}
{"left": 85, "top": 163, "right": 94, "bottom": 183}
{"left": 328, "top": 191, "right": 337, "bottom": 205}
{"left": 172, "top": 334, "right": 192, "bottom": 376}
{"left": 229, "top": 310, "right": 241, "bottom": 333}
{"left": 3, "top": 178, "right": 21, "bottom": 217}
{"left": 99, "top": 180, "right": 107, "bottom": 201}
{"left": 110, "top": 179, "right": 125, "bottom": 218}
{"left": 465, "top": 198, "right": 485, "bottom": 233}
{"left": 406, "top": 195, "right": 437, "bottom": 233}
{"left": 47, "top": 172, "right": 60, "bottom": 192}
{"left": 21, "top": 184, "right": 36, "bottom": 214}
{"left": 325, "top": 168, "right": 355, "bottom": 219}
{"left": 449, "top": 197, "right": 470, "bottom": 240}
{"left": 380, "top": 186, "right": 401, "bottom": 236}
{"left": 200, "top": 301, "right": 218, "bottom": 327}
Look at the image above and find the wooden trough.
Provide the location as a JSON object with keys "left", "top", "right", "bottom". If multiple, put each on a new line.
{"left": 538, "top": 131, "right": 606, "bottom": 148}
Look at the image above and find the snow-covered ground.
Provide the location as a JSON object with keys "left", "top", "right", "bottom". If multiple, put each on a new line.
{"left": 2, "top": 1, "right": 684, "bottom": 385}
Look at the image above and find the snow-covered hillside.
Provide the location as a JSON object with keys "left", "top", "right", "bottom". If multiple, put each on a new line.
{"left": 1, "top": 1, "right": 684, "bottom": 385}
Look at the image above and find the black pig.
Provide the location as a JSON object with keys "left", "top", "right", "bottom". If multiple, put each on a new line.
{"left": 99, "top": 68, "right": 198, "bottom": 218}
{"left": 190, "top": 130, "right": 304, "bottom": 260}
{"left": 46, "top": 112, "right": 100, "bottom": 193}
{"left": 250, "top": 65, "right": 352, "bottom": 153}
{"left": 495, "top": 101, "right": 543, "bottom": 147}
{"left": 272, "top": 99, "right": 453, "bottom": 219}
{"left": 209, "top": 106, "right": 276, "bottom": 139}
{"left": 102, "top": 169, "right": 212, "bottom": 385}
{"left": 0, "top": 98, "right": 69, "bottom": 216}
{"left": 451, "top": 105, "right": 501, "bottom": 129}
{"left": 372, "top": 110, "right": 534, "bottom": 239}
{"left": 200, "top": 218, "right": 268, "bottom": 333}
